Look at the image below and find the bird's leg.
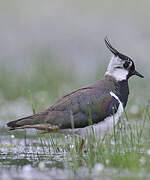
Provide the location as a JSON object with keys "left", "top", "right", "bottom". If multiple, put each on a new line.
{"left": 79, "top": 139, "right": 85, "bottom": 154}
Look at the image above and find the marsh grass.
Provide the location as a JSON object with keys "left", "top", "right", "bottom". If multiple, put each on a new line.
{"left": 1, "top": 61, "right": 150, "bottom": 179}
{"left": 31, "top": 104, "right": 150, "bottom": 174}
{"left": 11, "top": 77, "right": 149, "bottom": 176}
{"left": 2, "top": 107, "right": 150, "bottom": 180}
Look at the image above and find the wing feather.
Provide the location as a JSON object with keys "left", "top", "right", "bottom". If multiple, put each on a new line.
{"left": 46, "top": 88, "right": 120, "bottom": 129}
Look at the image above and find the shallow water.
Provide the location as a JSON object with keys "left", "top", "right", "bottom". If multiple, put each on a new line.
{"left": 0, "top": 96, "right": 149, "bottom": 180}
{"left": 0, "top": 127, "right": 149, "bottom": 180}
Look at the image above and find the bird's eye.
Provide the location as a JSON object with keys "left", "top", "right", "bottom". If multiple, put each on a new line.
{"left": 123, "top": 60, "right": 131, "bottom": 69}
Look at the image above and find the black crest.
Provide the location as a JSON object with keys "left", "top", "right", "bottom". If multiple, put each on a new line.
{"left": 104, "top": 37, "right": 129, "bottom": 60}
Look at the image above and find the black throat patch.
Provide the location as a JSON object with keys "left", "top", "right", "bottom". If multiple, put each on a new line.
{"left": 115, "top": 80, "right": 129, "bottom": 108}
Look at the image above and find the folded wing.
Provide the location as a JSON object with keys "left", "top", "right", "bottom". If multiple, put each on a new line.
{"left": 7, "top": 86, "right": 119, "bottom": 131}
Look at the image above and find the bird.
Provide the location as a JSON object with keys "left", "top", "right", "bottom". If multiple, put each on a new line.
{"left": 7, "top": 38, "right": 144, "bottom": 142}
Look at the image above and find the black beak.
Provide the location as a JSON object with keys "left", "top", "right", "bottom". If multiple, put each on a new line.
{"left": 133, "top": 70, "right": 144, "bottom": 78}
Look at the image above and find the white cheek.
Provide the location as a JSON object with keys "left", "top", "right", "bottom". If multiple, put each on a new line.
{"left": 105, "top": 55, "right": 128, "bottom": 81}
{"left": 111, "top": 69, "right": 128, "bottom": 81}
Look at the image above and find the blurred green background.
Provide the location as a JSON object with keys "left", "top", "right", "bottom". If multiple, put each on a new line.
{"left": 0, "top": 0, "right": 149, "bottom": 122}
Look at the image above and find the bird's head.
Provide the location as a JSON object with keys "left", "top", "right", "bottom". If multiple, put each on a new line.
{"left": 104, "top": 37, "right": 144, "bottom": 81}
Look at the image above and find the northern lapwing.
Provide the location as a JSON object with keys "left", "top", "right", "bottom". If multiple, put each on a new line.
{"left": 7, "top": 38, "right": 144, "bottom": 144}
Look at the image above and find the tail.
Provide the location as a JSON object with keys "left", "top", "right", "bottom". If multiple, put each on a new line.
{"left": 7, "top": 114, "right": 38, "bottom": 130}
{"left": 7, "top": 111, "right": 59, "bottom": 132}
